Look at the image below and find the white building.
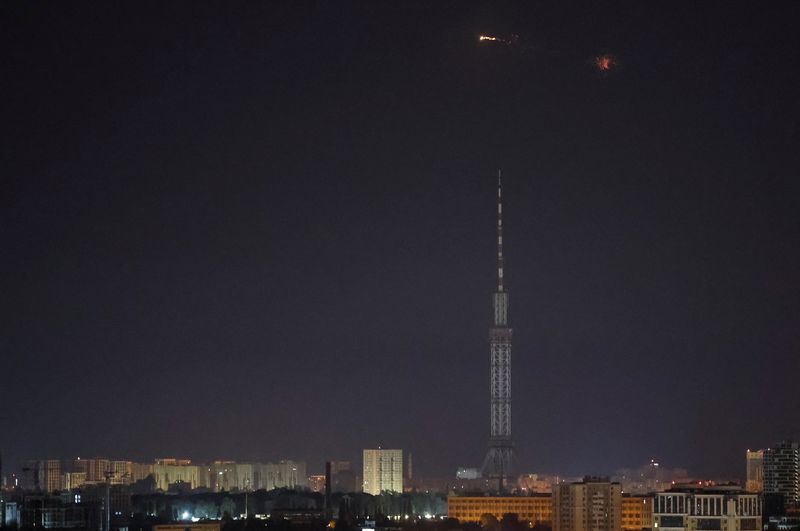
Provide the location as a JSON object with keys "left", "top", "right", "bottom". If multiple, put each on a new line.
{"left": 653, "top": 484, "right": 760, "bottom": 531}
{"left": 259, "top": 460, "right": 307, "bottom": 490}
{"left": 362, "top": 449, "right": 402, "bottom": 495}
{"left": 152, "top": 459, "right": 204, "bottom": 491}
{"left": 209, "top": 461, "right": 238, "bottom": 491}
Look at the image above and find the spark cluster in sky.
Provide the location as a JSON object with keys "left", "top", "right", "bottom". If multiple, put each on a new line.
{"left": 479, "top": 33, "right": 618, "bottom": 76}
{"left": 594, "top": 54, "right": 617, "bottom": 72}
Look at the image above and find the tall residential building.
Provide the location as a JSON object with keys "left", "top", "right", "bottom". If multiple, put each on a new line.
{"left": 210, "top": 461, "right": 237, "bottom": 491}
{"left": 746, "top": 450, "right": 764, "bottom": 493}
{"left": 235, "top": 463, "right": 255, "bottom": 491}
{"left": 362, "top": 449, "right": 403, "bottom": 495}
{"left": 73, "top": 457, "right": 110, "bottom": 483}
{"left": 21, "top": 460, "right": 41, "bottom": 491}
{"left": 621, "top": 495, "right": 652, "bottom": 531}
{"left": 328, "top": 461, "right": 357, "bottom": 493}
{"left": 553, "top": 477, "right": 622, "bottom": 531}
{"left": 652, "top": 484, "right": 760, "bottom": 531}
{"left": 152, "top": 459, "right": 205, "bottom": 491}
{"left": 43, "top": 460, "right": 61, "bottom": 493}
{"left": 260, "top": 460, "right": 307, "bottom": 490}
{"left": 21, "top": 460, "right": 61, "bottom": 493}
{"left": 109, "top": 460, "right": 133, "bottom": 484}
{"left": 63, "top": 472, "right": 86, "bottom": 490}
{"left": 131, "top": 462, "right": 154, "bottom": 482}
{"left": 482, "top": 171, "right": 514, "bottom": 492}
{"left": 764, "top": 441, "right": 800, "bottom": 505}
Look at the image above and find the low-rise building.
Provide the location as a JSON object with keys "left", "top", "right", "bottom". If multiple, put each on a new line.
{"left": 448, "top": 495, "right": 552, "bottom": 526}
{"left": 653, "top": 484, "right": 760, "bottom": 531}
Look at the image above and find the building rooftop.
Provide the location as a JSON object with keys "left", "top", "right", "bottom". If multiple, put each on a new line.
{"left": 663, "top": 483, "right": 746, "bottom": 494}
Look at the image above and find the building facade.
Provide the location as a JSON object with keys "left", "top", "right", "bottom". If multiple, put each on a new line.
{"left": 21, "top": 460, "right": 61, "bottom": 493}
{"left": 152, "top": 459, "right": 205, "bottom": 491}
{"left": 109, "top": 460, "right": 133, "bottom": 485}
{"left": 62, "top": 472, "right": 86, "bottom": 490}
{"left": 448, "top": 495, "right": 552, "bottom": 526}
{"left": 308, "top": 475, "right": 325, "bottom": 493}
{"left": 209, "top": 461, "right": 237, "bottom": 491}
{"left": 43, "top": 460, "right": 61, "bottom": 493}
{"left": 235, "top": 463, "right": 255, "bottom": 491}
{"left": 73, "top": 458, "right": 110, "bottom": 484}
{"left": 764, "top": 441, "right": 799, "bottom": 506}
{"left": 653, "top": 484, "right": 760, "bottom": 531}
{"left": 131, "top": 462, "right": 154, "bottom": 482}
{"left": 362, "top": 449, "right": 402, "bottom": 495}
{"left": 746, "top": 450, "right": 764, "bottom": 493}
{"left": 553, "top": 478, "right": 622, "bottom": 531}
{"left": 622, "top": 495, "right": 652, "bottom": 531}
{"left": 259, "top": 460, "right": 307, "bottom": 490}
{"left": 329, "top": 461, "right": 357, "bottom": 493}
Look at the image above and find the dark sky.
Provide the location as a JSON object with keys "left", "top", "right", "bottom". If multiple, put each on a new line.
{"left": 2, "top": 2, "right": 799, "bottom": 481}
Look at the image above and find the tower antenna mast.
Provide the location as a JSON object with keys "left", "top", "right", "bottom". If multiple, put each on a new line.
{"left": 482, "top": 169, "right": 514, "bottom": 493}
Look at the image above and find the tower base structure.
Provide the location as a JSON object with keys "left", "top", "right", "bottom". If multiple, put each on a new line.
{"left": 482, "top": 439, "right": 514, "bottom": 493}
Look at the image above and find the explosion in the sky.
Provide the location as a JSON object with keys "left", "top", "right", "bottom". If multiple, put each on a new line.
{"left": 480, "top": 32, "right": 618, "bottom": 76}
{"left": 594, "top": 54, "right": 617, "bottom": 73}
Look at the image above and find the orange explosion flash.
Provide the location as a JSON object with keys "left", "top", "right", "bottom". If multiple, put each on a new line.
{"left": 595, "top": 54, "right": 616, "bottom": 72}
{"left": 479, "top": 35, "right": 500, "bottom": 42}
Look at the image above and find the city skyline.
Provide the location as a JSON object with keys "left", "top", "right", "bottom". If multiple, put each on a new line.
{"left": 2, "top": 447, "right": 782, "bottom": 488}
{"left": 3, "top": 2, "right": 800, "bottom": 483}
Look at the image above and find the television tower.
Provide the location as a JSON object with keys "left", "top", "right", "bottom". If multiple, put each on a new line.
{"left": 482, "top": 169, "right": 514, "bottom": 492}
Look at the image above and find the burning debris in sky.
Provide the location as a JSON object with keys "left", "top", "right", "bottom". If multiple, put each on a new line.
{"left": 478, "top": 34, "right": 519, "bottom": 46}
{"left": 594, "top": 54, "right": 617, "bottom": 73}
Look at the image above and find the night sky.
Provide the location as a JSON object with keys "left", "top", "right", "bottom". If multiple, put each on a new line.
{"left": 2, "top": 2, "right": 799, "bottom": 482}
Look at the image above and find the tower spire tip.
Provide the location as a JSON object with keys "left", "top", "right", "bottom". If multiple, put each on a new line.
{"left": 496, "top": 170, "right": 504, "bottom": 292}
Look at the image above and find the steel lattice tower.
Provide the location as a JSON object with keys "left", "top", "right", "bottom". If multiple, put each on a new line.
{"left": 482, "top": 170, "right": 513, "bottom": 492}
